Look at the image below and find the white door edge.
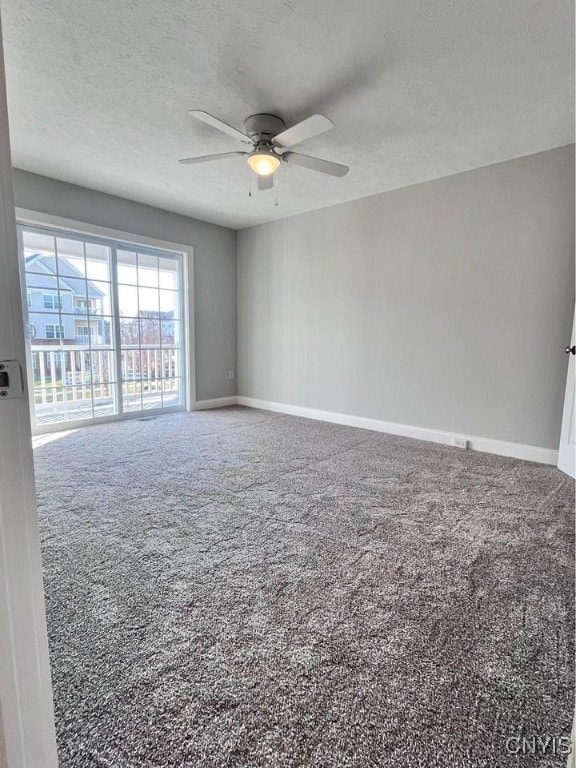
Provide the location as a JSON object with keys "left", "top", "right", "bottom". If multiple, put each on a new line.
{"left": 0, "top": 10, "right": 58, "bottom": 767}
{"left": 558, "top": 311, "right": 575, "bottom": 478}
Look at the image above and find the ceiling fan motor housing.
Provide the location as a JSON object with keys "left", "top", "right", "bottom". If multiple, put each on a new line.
{"left": 244, "top": 114, "right": 286, "bottom": 144}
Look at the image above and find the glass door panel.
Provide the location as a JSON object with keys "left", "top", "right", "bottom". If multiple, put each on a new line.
{"left": 19, "top": 226, "right": 185, "bottom": 430}
{"left": 20, "top": 228, "right": 118, "bottom": 427}
{"left": 117, "top": 249, "right": 184, "bottom": 414}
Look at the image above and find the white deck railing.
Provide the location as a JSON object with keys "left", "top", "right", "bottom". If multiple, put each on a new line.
{"left": 30, "top": 344, "right": 180, "bottom": 406}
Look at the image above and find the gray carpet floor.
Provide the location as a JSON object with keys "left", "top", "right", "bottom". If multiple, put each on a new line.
{"left": 34, "top": 407, "right": 574, "bottom": 768}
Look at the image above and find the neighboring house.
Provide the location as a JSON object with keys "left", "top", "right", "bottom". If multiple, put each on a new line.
{"left": 25, "top": 253, "right": 112, "bottom": 385}
{"left": 25, "top": 253, "right": 110, "bottom": 345}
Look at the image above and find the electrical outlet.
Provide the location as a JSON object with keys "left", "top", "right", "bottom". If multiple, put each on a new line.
{"left": 452, "top": 436, "right": 468, "bottom": 449}
{"left": 228, "top": 370, "right": 235, "bottom": 380}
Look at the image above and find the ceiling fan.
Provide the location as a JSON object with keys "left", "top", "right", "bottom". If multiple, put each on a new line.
{"left": 179, "top": 111, "right": 349, "bottom": 190}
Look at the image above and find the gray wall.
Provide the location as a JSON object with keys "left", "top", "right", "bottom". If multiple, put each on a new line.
{"left": 238, "top": 145, "right": 575, "bottom": 449}
{"left": 12, "top": 169, "right": 237, "bottom": 402}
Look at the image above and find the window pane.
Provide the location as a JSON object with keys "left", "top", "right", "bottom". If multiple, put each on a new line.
{"left": 85, "top": 243, "right": 111, "bottom": 281}
{"left": 158, "top": 257, "right": 179, "bottom": 290}
{"left": 27, "top": 313, "right": 69, "bottom": 344}
{"left": 25, "top": 274, "right": 69, "bottom": 311}
{"left": 138, "top": 287, "right": 159, "bottom": 314}
{"left": 137, "top": 254, "right": 159, "bottom": 287}
{"left": 159, "top": 289, "right": 180, "bottom": 319}
{"left": 58, "top": 276, "right": 88, "bottom": 303}
{"left": 25, "top": 259, "right": 55, "bottom": 275}
{"left": 35, "top": 350, "right": 65, "bottom": 386}
{"left": 139, "top": 318, "right": 160, "bottom": 346}
{"left": 87, "top": 281, "right": 113, "bottom": 315}
{"left": 120, "top": 318, "right": 140, "bottom": 347}
{"left": 162, "top": 378, "right": 181, "bottom": 407}
{"left": 88, "top": 316, "right": 114, "bottom": 346}
{"left": 90, "top": 351, "right": 115, "bottom": 384}
{"left": 118, "top": 284, "right": 138, "bottom": 317}
{"left": 161, "top": 349, "right": 179, "bottom": 378}
{"left": 142, "top": 380, "right": 162, "bottom": 410}
{"left": 117, "top": 250, "right": 137, "bottom": 284}
{"left": 139, "top": 349, "right": 162, "bottom": 380}
{"left": 57, "top": 238, "right": 86, "bottom": 278}
{"left": 122, "top": 380, "right": 142, "bottom": 412}
{"left": 121, "top": 349, "right": 142, "bottom": 381}
{"left": 90, "top": 379, "right": 115, "bottom": 410}
{"left": 34, "top": 388, "right": 67, "bottom": 425}
{"left": 161, "top": 319, "right": 180, "bottom": 346}
{"left": 64, "top": 350, "right": 92, "bottom": 386}
{"left": 93, "top": 386, "right": 117, "bottom": 419}
{"left": 23, "top": 231, "right": 56, "bottom": 266}
{"left": 63, "top": 388, "right": 93, "bottom": 422}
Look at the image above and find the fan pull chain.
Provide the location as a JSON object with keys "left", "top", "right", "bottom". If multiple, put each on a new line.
{"left": 248, "top": 173, "right": 252, "bottom": 198}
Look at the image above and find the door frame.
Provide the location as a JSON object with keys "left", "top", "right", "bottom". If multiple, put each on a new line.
{"left": 0, "top": 10, "right": 59, "bottom": 766}
{"left": 558, "top": 311, "right": 575, "bottom": 477}
{"left": 16, "top": 210, "right": 196, "bottom": 432}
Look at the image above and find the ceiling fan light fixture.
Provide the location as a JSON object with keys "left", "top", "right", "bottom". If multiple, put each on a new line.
{"left": 247, "top": 148, "right": 281, "bottom": 176}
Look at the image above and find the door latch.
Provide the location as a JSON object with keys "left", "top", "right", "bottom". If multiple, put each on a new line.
{"left": 0, "top": 361, "right": 24, "bottom": 399}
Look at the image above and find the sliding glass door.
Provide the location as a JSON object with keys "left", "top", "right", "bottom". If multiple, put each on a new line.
{"left": 116, "top": 248, "right": 183, "bottom": 412}
{"left": 18, "top": 224, "right": 185, "bottom": 430}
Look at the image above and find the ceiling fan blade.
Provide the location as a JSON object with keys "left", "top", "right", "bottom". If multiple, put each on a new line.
{"left": 187, "top": 110, "right": 253, "bottom": 145}
{"left": 282, "top": 152, "right": 349, "bottom": 177}
{"left": 178, "top": 151, "right": 247, "bottom": 165}
{"left": 258, "top": 174, "right": 274, "bottom": 191}
{"left": 273, "top": 114, "right": 333, "bottom": 148}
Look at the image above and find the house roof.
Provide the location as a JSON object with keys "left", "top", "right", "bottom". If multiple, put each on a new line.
{"left": 25, "top": 271, "right": 64, "bottom": 292}
{"left": 26, "top": 254, "right": 105, "bottom": 298}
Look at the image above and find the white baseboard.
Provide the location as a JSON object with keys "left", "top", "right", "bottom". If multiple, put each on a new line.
{"left": 236, "top": 396, "right": 559, "bottom": 466}
{"left": 194, "top": 396, "right": 238, "bottom": 410}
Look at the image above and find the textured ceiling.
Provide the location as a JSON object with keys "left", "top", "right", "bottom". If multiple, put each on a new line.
{"left": 2, "top": 0, "right": 574, "bottom": 230}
